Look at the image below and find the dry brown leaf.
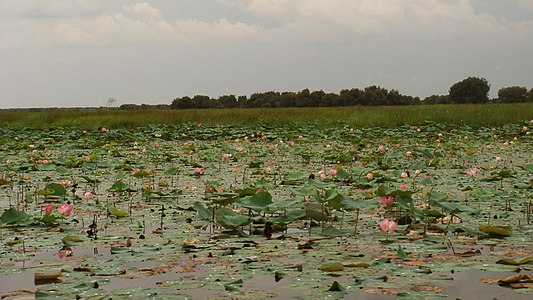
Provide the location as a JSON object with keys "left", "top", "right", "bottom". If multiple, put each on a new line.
{"left": 481, "top": 278, "right": 500, "bottom": 284}
{"left": 176, "top": 265, "right": 198, "bottom": 273}
{"left": 509, "top": 283, "right": 533, "bottom": 289}
{"left": 498, "top": 274, "right": 532, "bottom": 285}
{"left": 0, "top": 289, "right": 37, "bottom": 298}
{"left": 343, "top": 263, "right": 370, "bottom": 268}
{"left": 365, "top": 288, "right": 399, "bottom": 295}
{"left": 412, "top": 285, "right": 445, "bottom": 292}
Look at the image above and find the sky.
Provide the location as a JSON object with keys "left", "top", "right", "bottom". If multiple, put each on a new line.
{"left": 1, "top": 0, "right": 533, "bottom": 108}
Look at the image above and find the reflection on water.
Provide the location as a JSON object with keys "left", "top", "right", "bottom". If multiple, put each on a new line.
{"left": 1, "top": 256, "right": 532, "bottom": 299}
{"left": 444, "top": 269, "right": 533, "bottom": 300}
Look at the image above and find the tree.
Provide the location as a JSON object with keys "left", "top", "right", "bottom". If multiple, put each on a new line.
{"left": 423, "top": 94, "right": 450, "bottom": 104}
{"left": 528, "top": 88, "right": 533, "bottom": 102}
{"left": 171, "top": 96, "right": 193, "bottom": 109}
{"left": 498, "top": 86, "right": 527, "bottom": 103}
{"left": 217, "top": 95, "right": 238, "bottom": 108}
{"left": 449, "top": 77, "right": 490, "bottom": 104}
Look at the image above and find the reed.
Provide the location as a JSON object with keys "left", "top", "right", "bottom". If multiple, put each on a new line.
{"left": 1, "top": 103, "right": 532, "bottom": 129}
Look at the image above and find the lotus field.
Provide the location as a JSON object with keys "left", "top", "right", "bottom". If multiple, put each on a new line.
{"left": 0, "top": 121, "right": 532, "bottom": 299}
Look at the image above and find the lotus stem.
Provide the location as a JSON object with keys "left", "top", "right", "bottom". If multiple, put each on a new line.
{"left": 353, "top": 208, "right": 360, "bottom": 235}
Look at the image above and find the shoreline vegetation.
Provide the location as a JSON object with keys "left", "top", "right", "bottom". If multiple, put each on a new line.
{"left": 1, "top": 103, "right": 532, "bottom": 129}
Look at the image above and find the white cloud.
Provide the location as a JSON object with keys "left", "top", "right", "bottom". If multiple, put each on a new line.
{"left": 1, "top": 0, "right": 532, "bottom": 49}
{"left": 1, "top": 2, "right": 262, "bottom": 48}
{"left": 221, "top": 0, "right": 533, "bottom": 40}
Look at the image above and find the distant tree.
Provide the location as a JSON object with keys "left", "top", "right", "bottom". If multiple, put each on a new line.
{"left": 191, "top": 95, "right": 212, "bottom": 108}
{"left": 449, "top": 77, "right": 490, "bottom": 104}
{"left": 363, "top": 86, "right": 389, "bottom": 105}
{"left": 423, "top": 94, "right": 450, "bottom": 104}
{"left": 171, "top": 96, "right": 193, "bottom": 109}
{"left": 217, "top": 95, "right": 238, "bottom": 108}
{"left": 119, "top": 104, "right": 139, "bottom": 110}
{"left": 498, "top": 86, "right": 528, "bottom": 103}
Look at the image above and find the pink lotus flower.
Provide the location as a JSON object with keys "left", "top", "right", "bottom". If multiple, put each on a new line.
{"left": 222, "top": 153, "right": 232, "bottom": 159}
{"left": 328, "top": 169, "right": 338, "bottom": 176}
{"left": 379, "top": 196, "right": 394, "bottom": 206}
{"left": 378, "top": 219, "right": 397, "bottom": 233}
{"left": 399, "top": 184, "right": 407, "bottom": 191}
{"left": 193, "top": 167, "right": 203, "bottom": 174}
{"left": 465, "top": 167, "right": 478, "bottom": 177}
{"left": 58, "top": 246, "right": 73, "bottom": 259}
{"left": 84, "top": 191, "right": 94, "bottom": 200}
{"left": 366, "top": 172, "right": 374, "bottom": 181}
{"left": 288, "top": 141, "right": 295, "bottom": 146}
{"left": 133, "top": 168, "right": 140, "bottom": 173}
{"left": 377, "top": 145, "right": 386, "bottom": 152}
{"left": 60, "top": 180, "right": 71, "bottom": 187}
{"left": 57, "top": 204, "right": 73, "bottom": 217}
{"left": 401, "top": 171, "right": 409, "bottom": 178}
{"left": 44, "top": 204, "right": 53, "bottom": 215}
{"left": 236, "top": 146, "right": 244, "bottom": 152}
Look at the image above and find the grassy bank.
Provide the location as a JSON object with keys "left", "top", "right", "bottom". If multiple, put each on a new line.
{"left": 1, "top": 103, "right": 532, "bottom": 129}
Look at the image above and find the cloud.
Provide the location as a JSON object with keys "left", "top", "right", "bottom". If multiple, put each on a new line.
{"left": 1, "top": 1, "right": 263, "bottom": 48}
{"left": 519, "top": 0, "right": 533, "bottom": 10}
{"left": 0, "top": 0, "right": 104, "bottom": 18}
{"left": 1, "top": 0, "right": 532, "bottom": 49}
{"left": 237, "top": 0, "right": 530, "bottom": 39}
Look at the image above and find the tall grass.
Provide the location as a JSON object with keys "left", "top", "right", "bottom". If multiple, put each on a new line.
{"left": 1, "top": 103, "right": 532, "bottom": 129}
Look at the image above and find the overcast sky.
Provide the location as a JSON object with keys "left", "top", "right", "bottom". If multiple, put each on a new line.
{"left": 1, "top": 0, "right": 532, "bottom": 108}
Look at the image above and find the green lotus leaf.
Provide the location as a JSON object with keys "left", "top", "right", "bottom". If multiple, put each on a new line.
{"left": 216, "top": 207, "right": 250, "bottom": 228}
{"left": 0, "top": 207, "right": 31, "bottom": 225}
{"left": 238, "top": 191, "right": 273, "bottom": 212}
{"left": 108, "top": 206, "right": 129, "bottom": 217}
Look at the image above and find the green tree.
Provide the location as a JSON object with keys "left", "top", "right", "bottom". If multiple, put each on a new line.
{"left": 423, "top": 94, "right": 450, "bottom": 104}
{"left": 498, "top": 86, "right": 527, "bottom": 103}
{"left": 449, "top": 77, "right": 490, "bottom": 104}
{"left": 217, "top": 95, "right": 238, "bottom": 108}
{"left": 171, "top": 96, "right": 193, "bottom": 109}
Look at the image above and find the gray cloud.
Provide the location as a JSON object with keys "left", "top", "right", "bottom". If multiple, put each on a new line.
{"left": 1, "top": 0, "right": 532, "bottom": 108}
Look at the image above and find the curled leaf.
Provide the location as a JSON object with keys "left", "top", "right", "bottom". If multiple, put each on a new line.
{"left": 479, "top": 225, "right": 512, "bottom": 238}
{"left": 496, "top": 256, "right": 533, "bottom": 266}
{"left": 319, "top": 263, "right": 344, "bottom": 272}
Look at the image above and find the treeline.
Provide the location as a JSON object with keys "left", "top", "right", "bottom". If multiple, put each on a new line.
{"left": 168, "top": 86, "right": 419, "bottom": 109}
{"left": 116, "top": 77, "right": 533, "bottom": 110}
